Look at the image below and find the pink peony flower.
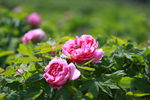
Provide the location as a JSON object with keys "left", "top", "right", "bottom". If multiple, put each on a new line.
{"left": 62, "top": 35, "right": 104, "bottom": 63}
{"left": 15, "top": 68, "right": 24, "bottom": 75}
{"left": 27, "top": 12, "right": 41, "bottom": 26}
{"left": 22, "top": 29, "right": 46, "bottom": 44}
{"left": 43, "top": 58, "right": 80, "bottom": 88}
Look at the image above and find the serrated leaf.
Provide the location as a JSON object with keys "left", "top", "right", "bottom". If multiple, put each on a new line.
{"left": 111, "top": 36, "right": 126, "bottom": 45}
{"left": 13, "top": 56, "right": 42, "bottom": 64}
{"left": 5, "top": 76, "right": 16, "bottom": 83}
{"left": 0, "top": 66, "right": 16, "bottom": 76}
{"left": 57, "top": 36, "right": 73, "bottom": 44}
{"left": 104, "top": 70, "right": 126, "bottom": 82}
{"left": 103, "top": 80, "right": 120, "bottom": 89}
{"left": 6, "top": 90, "right": 19, "bottom": 100}
{"left": 17, "top": 44, "right": 34, "bottom": 56}
{"left": 34, "top": 43, "right": 51, "bottom": 50}
{"left": 36, "top": 48, "right": 53, "bottom": 54}
{"left": 98, "top": 82, "right": 113, "bottom": 97}
{"left": 35, "top": 44, "right": 62, "bottom": 54}
{"left": 26, "top": 73, "right": 43, "bottom": 82}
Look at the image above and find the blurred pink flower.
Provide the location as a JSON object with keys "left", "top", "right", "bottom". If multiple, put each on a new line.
{"left": 22, "top": 29, "right": 46, "bottom": 44}
{"left": 62, "top": 35, "right": 104, "bottom": 63}
{"left": 52, "top": 46, "right": 56, "bottom": 49}
{"left": 27, "top": 12, "right": 41, "bottom": 27}
{"left": 43, "top": 58, "right": 80, "bottom": 88}
{"left": 15, "top": 69, "right": 24, "bottom": 75}
{"left": 50, "top": 46, "right": 57, "bottom": 55}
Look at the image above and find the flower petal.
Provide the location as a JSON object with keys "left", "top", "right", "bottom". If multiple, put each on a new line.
{"left": 93, "top": 49, "right": 104, "bottom": 63}
{"left": 68, "top": 63, "right": 81, "bottom": 80}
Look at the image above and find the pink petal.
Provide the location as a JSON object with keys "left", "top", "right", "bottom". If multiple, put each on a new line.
{"left": 68, "top": 63, "right": 81, "bottom": 80}
{"left": 93, "top": 49, "right": 104, "bottom": 63}
{"left": 53, "top": 75, "right": 64, "bottom": 83}
{"left": 62, "top": 49, "right": 70, "bottom": 56}
{"left": 18, "top": 69, "right": 24, "bottom": 74}
{"left": 43, "top": 73, "right": 54, "bottom": 82}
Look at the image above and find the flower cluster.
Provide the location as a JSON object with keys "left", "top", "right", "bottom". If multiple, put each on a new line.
{"left": 43, "top": 35, "right": 104, "bottom": 88}
{"left": 22, "top": 12, "right": 45, "bottom": 44}
{"left": 21, "top": 12, "right": 104, "bottom": 89}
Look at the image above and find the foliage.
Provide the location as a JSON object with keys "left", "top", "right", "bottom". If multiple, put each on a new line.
{"left": 0, "top": 34, "right": 150, "bottom": 100}
{"left": 0, "top": 1, "right": 150, "bottom": 100}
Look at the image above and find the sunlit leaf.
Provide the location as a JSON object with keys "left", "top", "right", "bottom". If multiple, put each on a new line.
{"left": 77, "top": 66, "right": 95, "bottom": 71}
{"left": 17, "top": 44, "right": 34, "bottom": 56}
{"left": 0, "top": 51, "right": 14, "bottom": 57}
{"left": 118, "top": 77, "right": 134, "bottom": 89}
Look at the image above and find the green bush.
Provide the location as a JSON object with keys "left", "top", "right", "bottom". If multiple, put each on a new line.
{"left": 0, "top": 1, "right": 150, "bottom": 100}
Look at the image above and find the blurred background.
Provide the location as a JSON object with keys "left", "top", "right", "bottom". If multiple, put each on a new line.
{"left": 0, "top": 0, "right": 150, "bottom": 43}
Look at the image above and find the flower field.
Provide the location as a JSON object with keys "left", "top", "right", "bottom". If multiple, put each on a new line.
{"left": 0, "top": 0, "right": 150, "bottom": 100}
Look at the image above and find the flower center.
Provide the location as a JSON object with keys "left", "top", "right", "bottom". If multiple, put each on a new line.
{"left": 75, "top": 45, "right": 81, "bottom": 49}
{"left": 49, "top": 63, "right": 63, "bottom": 76}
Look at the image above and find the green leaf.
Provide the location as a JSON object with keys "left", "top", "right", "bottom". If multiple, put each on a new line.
{"left": 98, "top": 82, "right": 113, "bottom": 97}
{"left": 25, "top": 90, "right": 43, "bottom": 100}
{"left": 0, "top": 93, "right": 6, "bottom": 100}
{"left": 35, "top": 44, "right": 62, "bottom": 54}
{"left": 77, "top": 66, "right": 95, "bottom": 71}
{"left": 83, "top": 59, "right": 94, "bottom": 65}
{"left": 13, "top": 56, "right": 42, "bottom": 64}
{"left": 88, "top": 81, "right": 99, "bottom": 99}
{"left": 5, "top": 90, "right": 19, "bottom": 100}
{"left": 17, "top": 44, "right": 34, "bottom": 56}
{"left": 26, "top": 73, "right": 43, "bottom": 82}
{"left": 36, "top": 48, "right": 53, "bottom": 54}
{"left": 32, "top": 90, "right": 43, "bottom": 100}
{"left": 118, "top": 77, "right": 134, "bottom": 89}
{"left": 131, "top": 78, "right": 150, "bottom": 93}
{"left": 57, "top": 36, "right": 73, "bottom": 44}
{"left": 0, "top": 66, "right": 16, "bottom": 76}
{"left": 0, "top": 51, "right": 14, "bottom": 57}
{"left": 111, "top": 36, "right": 126, "bottom": 45}
{"left": 104, "top": 70, "right": 126, "bottom": 82}
{"left": 126, "top": 91, "right": 150, "bottom": 97}
{"left": 85, "top": 92, "right": 94, "bottom": 99}
{"left": 0, "top": 67, "right": 4, "bottom": 73}
{"left": 34, "top": 43, "right": 51, "bottom": 50}
{"left": 34, "top": 43, "right": 52, "bottom": 54}
{"left": 73, "top": 91, "right": 84, "bottom": 100}
{"left": 103, "top": 80, "right": 120, "bottom": 89}
{"left": 52, "top": 86, "right": 71, "bottom": 100}
{"left": 5, "top": 76, "right": 16, "bottom": 83}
